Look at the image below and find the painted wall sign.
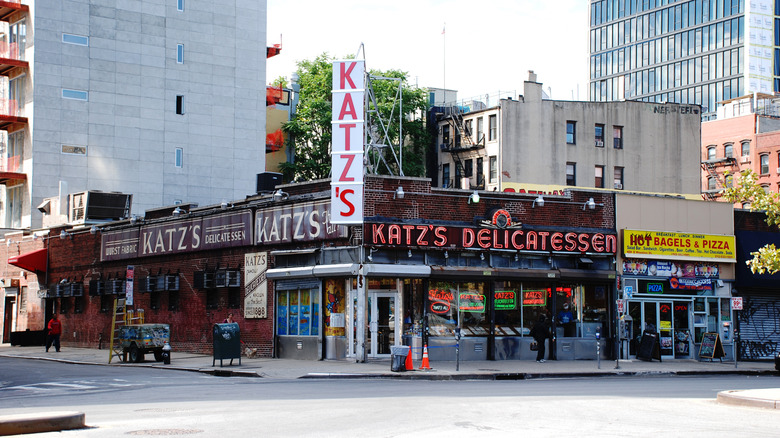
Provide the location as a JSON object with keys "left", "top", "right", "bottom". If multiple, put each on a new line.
{"left": 101, "top": 211, "right": 252, "bottom": 261}
{"left": 458, "top": 292, "right": 485, "bottom": 313}
{"left": 623, "top": 229, "right": 736, "bottom": 262}
{"left": 522, "top": 289, "right": 547, "bottom": 306}
{"left": 494, "top": 290, "right": 517, "bottom": 310}
{"left": 255, "top": 200, "right": 348, "bottom": 245}
{"left": 331, "top": 59, "right": 365, "bottom": 224}
{"left": 366, "top": 222, "right": 617, "bottom": 254}
{"left": 244, "top": 252, "right": 268, "bottom": 319}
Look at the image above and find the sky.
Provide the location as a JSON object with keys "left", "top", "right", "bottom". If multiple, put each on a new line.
{"left": 266, "top": 0, "right": 591, "bottom": 103}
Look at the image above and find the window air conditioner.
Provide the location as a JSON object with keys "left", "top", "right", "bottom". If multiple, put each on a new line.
{"left": 595, "top": 140, "right": 604, "bottom": 147}
{"left": 226, "top": 270, "right": 241, "bottom": 287}
{"left": 614, "top": 182, "right": 623, "bottom": 190}
{"left": 741, "top": 156, "right": 749, "bottom": 163}
{"left": 215, "top": 270, "right": 227, "bottom": 288}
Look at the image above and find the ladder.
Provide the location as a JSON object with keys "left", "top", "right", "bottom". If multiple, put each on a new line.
{"left": 108, "top": 298, "right": 126, "bottom": 363}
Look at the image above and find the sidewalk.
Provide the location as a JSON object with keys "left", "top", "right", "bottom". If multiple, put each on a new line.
{"left": 1, "top": 344, "right": 777, "bottom": 381}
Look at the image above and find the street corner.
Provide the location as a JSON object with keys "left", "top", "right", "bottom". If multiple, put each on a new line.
{"left": 717, "top": 389, "right": 780, "bottom": 409}
{"left": 0, "top": 411, "right": 86, "bottom": 436}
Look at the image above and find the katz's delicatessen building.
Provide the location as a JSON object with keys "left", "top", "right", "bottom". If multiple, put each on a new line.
{"left": 271, "top": 175, "right": 620, "bottom": 362}
{"left": 615, "top": 194, "right": 737, "bottom": 361}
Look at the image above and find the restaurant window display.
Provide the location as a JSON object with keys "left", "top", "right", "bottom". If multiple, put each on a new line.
{"left": 427, "top": 281, "right": 489, "bottom": 337}
{"left": 276, "top": 289, "right": 320, "bottom": 336}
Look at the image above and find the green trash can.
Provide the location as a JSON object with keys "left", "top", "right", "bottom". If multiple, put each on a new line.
{"left": 213, "top": 323, "right": 241, "bottom": 367}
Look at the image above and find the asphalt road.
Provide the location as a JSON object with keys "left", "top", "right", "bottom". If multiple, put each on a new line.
{"left": 1, "top": 357, "right": 778, "bottom": 437}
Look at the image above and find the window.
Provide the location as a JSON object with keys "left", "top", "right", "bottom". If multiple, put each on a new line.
{"left": 595, "top": 165, "right": 604, "bottom": 188}
{"left": 169, "top": 290, "right": 179, "bottom": 311}
{"left": 177, "top": 44, "right": 184, "bottom": 63}
{"left": 725, "top": 174, "right": 734, "bottom": 187}
{"left": 206, "top": 289, "right": 219, "bottom": 309}
{"left": 442, "top": 163, "right": 450, "bottom": 188}
{"left": 228, "top": 288, "right": 240, "bottom": 308}
{"left": 175, "top": 147, "right": 183, "bottom": 168}
{"left": 150, "top": 291, "right": 161, "bottom": 310}
{"left": 707, "top": 176, "right": 717, "bottom": 190}
{"left": 566, "top": 121, "right": 576, "bottom": 144}
{"left": 10, "top": 76, "right": 24, "bottom": 113}
{"left": 595, "top": 124, "right": 605, "bottom": 147}
{"left": 177, "top": 0, "right": 184, "bottom": 11}
{"left": 7, "top": 130, "right": 22, "bottom": 164}
{"left": 5, "top": 185, "right": 21, "bottom": 228}
{"left": 276, "top": 289, "right": 320, "bottom": 336}
{"left": 60, "top": 298, "right": 70, "bottom": 315}
{"left": 62, "top": 33, "right": 88, "bottom": 46}
{"left": 488, "top": 115, "right": 497, "bottom": 141}
{"left": 464, "top": 119, "right": 473, "bottom": 139}
{"left": 566, "top": 162, "right": 576, "bottom": 186}
{"left": 613, "top": 126, "right": 623, "bottom": 149}
{"left": 455, "top": 161, "right": 462, "bottom": 186}
{"left": 62, "top": 89, "right": 88, "bottom": 101}
{"left": 489, "top": 156, "right": 497, "bottom": 183}
{"left": 476, "top": 157, "right": 484, "bottom": 187}
{"left": 760, "top": 154, "right": 769, "bottom": 174}
{"left": 9, "top": 19, "right": 25, "bottom": 60}
{"left": 464, "top": 159, "right": 473, "bottom": 178}
{"left": 724, "top": 143, "right": 733, "bottom": 158}
{"left": 176, "top": 95, "right": 185, "bottom": 114}
{"left": 74, "top": 296, "right": 84, "bottom": 314}
{"left": 19, "top": 286, "right": 26, "bottom": 314}
{"left": 707, "top": 146, "right": 716, "bottom": 160}
{"left": 741, "top": 141, "right": 750, "bottom": 156}
{"left": 614, "top": 167, "right": 624, "bottom": 189}
{"left": 442, "top": 125, "right": 450, "bottom": 146}
{"left": 476, "top": 117, "right": 484, "bottom": 143}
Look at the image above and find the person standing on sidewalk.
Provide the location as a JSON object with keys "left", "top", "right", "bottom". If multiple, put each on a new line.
{"left": 46, "top": 314, "right": 62, "bottom": 352}
{"left": 531, "top": 314, "right": 551, "bottom": 363}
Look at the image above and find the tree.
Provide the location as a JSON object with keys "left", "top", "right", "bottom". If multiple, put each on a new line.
{"left": 280, "top": 53, "right": 431, "bottom": 181}
{"left": 723, "top": 169, "right": 780, "bottom": 274}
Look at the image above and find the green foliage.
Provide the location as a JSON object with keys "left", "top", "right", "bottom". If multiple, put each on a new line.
{"left": 722, "top": 169, "right": 780, "bottom": 274}
{"left": 280, "top": 53, "right": 431, "bottom": 181}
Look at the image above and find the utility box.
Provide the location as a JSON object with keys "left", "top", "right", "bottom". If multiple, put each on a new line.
{"left": 213, "top": 323, "right": 241, "bottom": 367}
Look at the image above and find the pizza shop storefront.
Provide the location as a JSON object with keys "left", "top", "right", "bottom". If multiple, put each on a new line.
{"left": 620, "top": 230, "right": 737, "bottom": 361}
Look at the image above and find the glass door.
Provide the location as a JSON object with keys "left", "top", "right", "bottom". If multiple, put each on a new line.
{"left": 657, "top": 301, "right": 674, "bottom": 359}
{"left": 368, "top": 291, "right": 396, "bottom": 358}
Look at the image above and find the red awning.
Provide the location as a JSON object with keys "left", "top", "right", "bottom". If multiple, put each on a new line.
{"left": 8, "top": 248, "right": 47, "bottom": 273}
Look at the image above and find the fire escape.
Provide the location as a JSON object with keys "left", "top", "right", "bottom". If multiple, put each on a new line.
{"left": 701, "top": 157, "right": 737, "bottom": 201}
{"left": 440, "top": 106, "right": 484, "bottom": 189}
{"left": 0, "top": 0, "right": 29, "bottom": 186}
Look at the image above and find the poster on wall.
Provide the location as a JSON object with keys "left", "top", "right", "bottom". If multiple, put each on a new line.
{"left": 324, "top": 279, "right": 345, "bottom": 336}
{"left": 125, "top": 265, "right": 134, "bottom": 306}
{"left": 244, "top": 252, "right": 268, "bottom": 319}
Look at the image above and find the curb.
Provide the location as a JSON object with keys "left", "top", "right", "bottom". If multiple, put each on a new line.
{"left": 717, "top": 390, "right": 780, "bottom": 409}
{"left": 0, "top": 411, "right": 85, "bottom": 435}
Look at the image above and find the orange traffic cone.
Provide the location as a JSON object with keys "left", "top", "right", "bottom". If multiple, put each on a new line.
{"left": 405, "top": 345, "right": 414, "bottom": 371}
{"left": 419, "top": 344, "right": 431, "bottom": 370}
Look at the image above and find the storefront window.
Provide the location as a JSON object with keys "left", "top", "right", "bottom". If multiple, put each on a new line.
{"left": 494, "top": 281, "right": 524, "bottom": 336}
{"left": 427, "top": 281, "right": 457, "bottom": 336}
{"left": 458, "top": 282, "right": 488, "bottom": 336}
{"left": 522, "top": 282, "right": 550, "bottom": 335}
{"left": 403, "top": 279, "right": 424, "bottom": 336}
{"left": 277, "top": 289, "right": 319, "bottom": 336}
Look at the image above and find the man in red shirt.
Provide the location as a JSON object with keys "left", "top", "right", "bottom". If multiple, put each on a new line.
{"left": 46, "top": 313, "right": 62, "bottom": 352}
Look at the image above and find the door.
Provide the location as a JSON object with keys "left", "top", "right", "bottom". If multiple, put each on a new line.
{"left": 629, "top": 300, "right": 676, "bottom": 360}
{"left": 657, "top": 301, "right": 674, "bottom": 359}
{"left": 368, "top": 291, "right": 397, "bottom": 358}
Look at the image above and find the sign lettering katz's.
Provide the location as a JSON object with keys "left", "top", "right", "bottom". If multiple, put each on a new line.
{"left": 365, "top": 223, "right": 617, "bottom": 254}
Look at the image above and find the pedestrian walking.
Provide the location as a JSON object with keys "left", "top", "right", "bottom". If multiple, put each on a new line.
{"left": 46, "top": 313, "right": 62, "bottom": 352}
{"left": 530, "top": 314, "right": 551, "bottom": 363}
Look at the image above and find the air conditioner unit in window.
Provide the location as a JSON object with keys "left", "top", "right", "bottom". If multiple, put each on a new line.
{"left": 226, "top": 270, "right": 241, "bottom": 287}
{"left": 595, "top": 140, "right": 604, "bottom": 147}
{"left": 214, "top": 270, "right": 227, "bottom": 288}
{"left": 741, "top": 156, "right": 750, "bottom": 163}
{"left": 614, "top": 182, "right": 623, "bottom": 190}
{"left": 165, "top": 274, "right": 180, "bottom": 291}
{"left": 71, "top": 283, "right": 84, "bottom": 297}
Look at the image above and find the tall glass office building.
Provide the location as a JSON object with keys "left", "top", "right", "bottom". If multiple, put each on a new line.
{"left": 588, "top": 0, "right": 777, "bottom": 119}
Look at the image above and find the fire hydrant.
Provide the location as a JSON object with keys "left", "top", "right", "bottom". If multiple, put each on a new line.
{"left": 162, "top": 342, "right": 171, "bottom": 365}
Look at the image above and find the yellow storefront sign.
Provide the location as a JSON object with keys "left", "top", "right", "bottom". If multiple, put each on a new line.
{"left": 623, "top": 229, "right": 736, "bottom": 262}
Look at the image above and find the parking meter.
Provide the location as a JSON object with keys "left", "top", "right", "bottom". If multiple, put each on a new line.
{"left": 595, "top": 325, "right": 601, "bottom": 340}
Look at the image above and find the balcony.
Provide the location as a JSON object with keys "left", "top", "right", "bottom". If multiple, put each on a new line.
{"left": 0, "top": 154, "right": 25, "bottom": 184}
{"left": 0, "top": 41, "right": 27, "bottom": 76}
{"left": 0, "top": 0, "right": 28, "bottom": 22}
{"left": 0, "top": 98, "right": 27, "bottom": 131}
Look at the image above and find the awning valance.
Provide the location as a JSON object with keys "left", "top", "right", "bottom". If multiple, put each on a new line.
{"left": 8, "top": 248, "right": 47, "bottom": 273}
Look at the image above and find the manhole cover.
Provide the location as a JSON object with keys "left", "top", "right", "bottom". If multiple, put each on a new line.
{"left": 126, "top": 429, "right": 203, "bottom": 435}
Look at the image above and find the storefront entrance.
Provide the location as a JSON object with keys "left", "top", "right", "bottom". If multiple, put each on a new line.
{"left": 628, "top": 298, "right": 692, "bottom": 360}
{"left": 368, "top": 290, "right": 397, "bottom": 358}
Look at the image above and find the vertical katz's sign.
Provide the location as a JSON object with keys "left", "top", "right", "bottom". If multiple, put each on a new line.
{"left": 244, "top": 252, "right": 268, "bottom": 319}
{"left": 331, "top": 59, "right": 364, "bottom": 224}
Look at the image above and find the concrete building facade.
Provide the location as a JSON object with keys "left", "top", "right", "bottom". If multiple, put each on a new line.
{"left": 437, "top": 73, "right": 703, "bottom": 196}
{"left": 0, "top": 0, "right": 267, "bottom": 231}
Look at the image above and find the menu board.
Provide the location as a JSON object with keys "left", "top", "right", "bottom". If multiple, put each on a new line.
{"left": 698, "top": 332, "right": 724, "bottom": 360}
{"left": 636, "top": 332, "right": 661, "bottom": 361}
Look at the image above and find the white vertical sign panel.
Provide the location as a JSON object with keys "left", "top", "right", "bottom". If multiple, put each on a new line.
{"left": 331, "top": 59, "right": 365, "bottom": 225}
